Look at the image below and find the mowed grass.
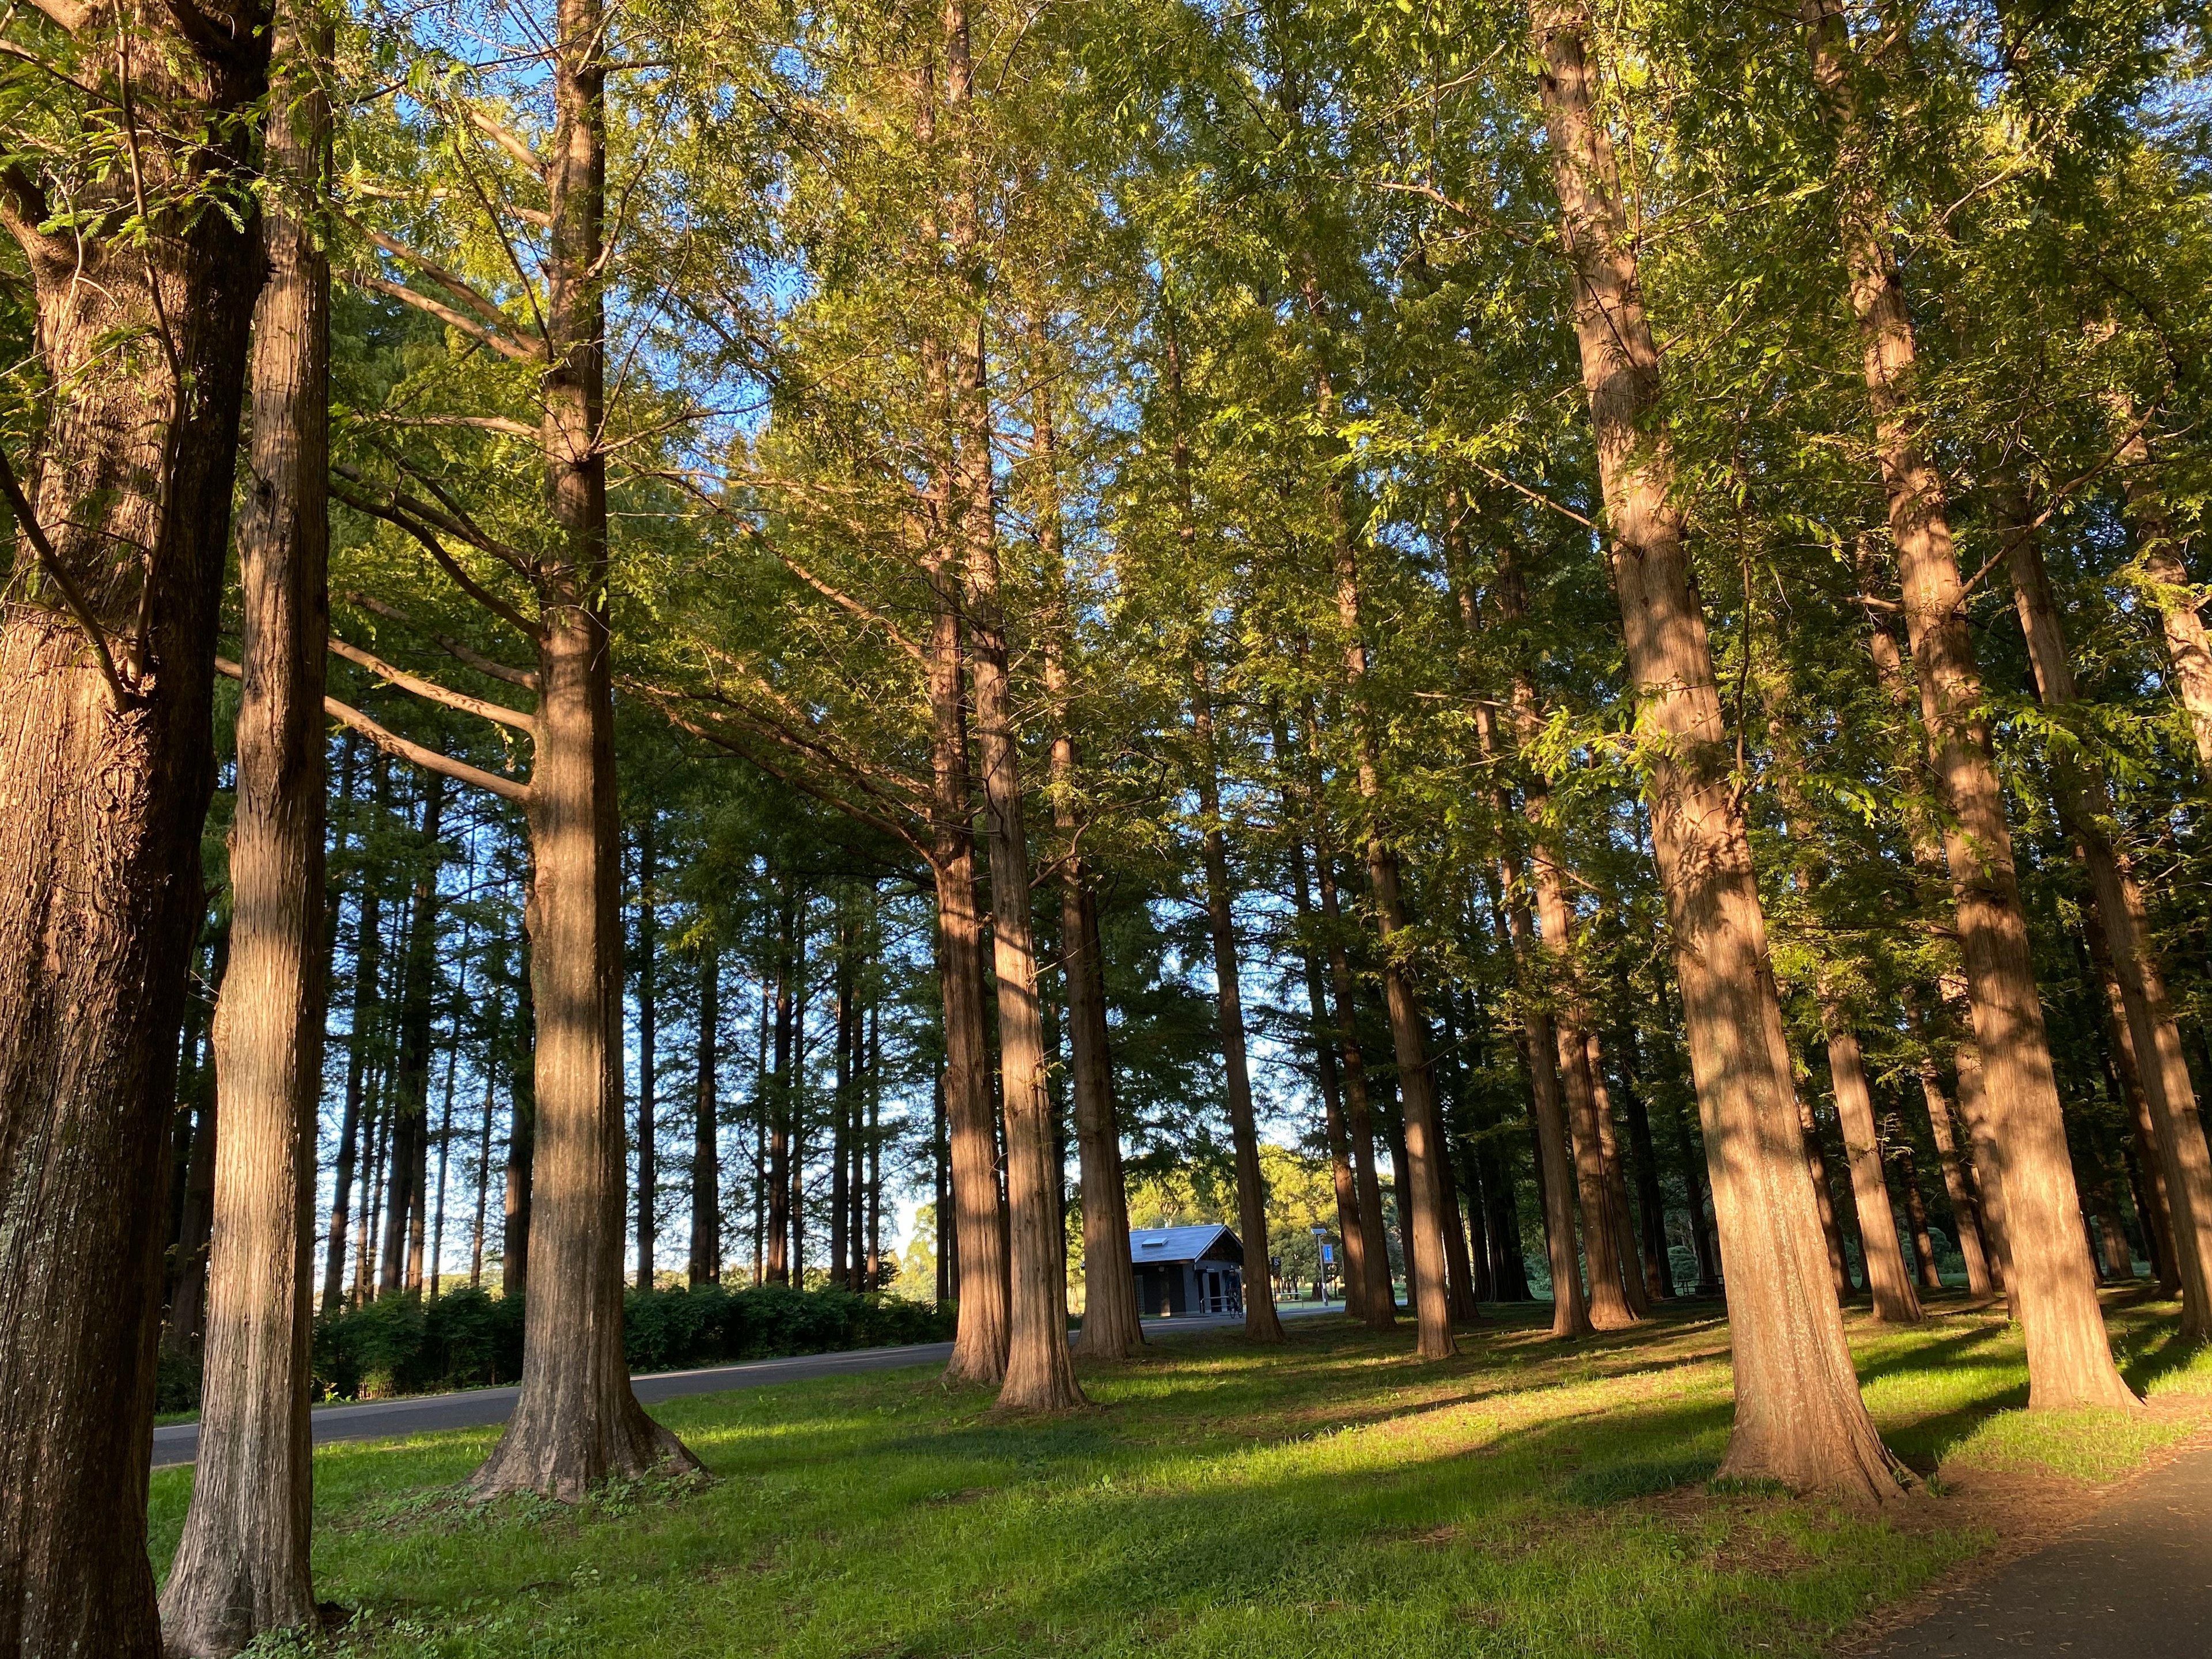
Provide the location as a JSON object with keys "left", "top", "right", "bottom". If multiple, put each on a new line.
{"left": 147, "top": 1292, "right": 2212, "bottom": 1659}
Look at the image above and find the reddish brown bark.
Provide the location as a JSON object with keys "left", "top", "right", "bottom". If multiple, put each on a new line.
{"left": 1532, "top": 0, "right": 1902, "bottom": 1495}
{"left": 158, "top": 14, "right": 328, "bottom": 1639}
{"left": 2007, "top": 510, "right": 2212, "bottom": 1342}
{"left": 0, "top": 0, "right": 271, "bottom": 1643}
{"left": 1802, "top": 1, "right": 2131, "bottom": 1408}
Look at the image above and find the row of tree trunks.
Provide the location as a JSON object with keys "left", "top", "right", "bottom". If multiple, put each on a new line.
{"left": 691, "top": 948, "right": 723, "bottom": 1285}
{"left": 2005, "top": 505, "right": 2212, "bottom": 1342}
{"left": 1192, "top": 658, "right": 1286, "bottom": 1344}
{"left": 1531, "top": 0, "right": 1904, "bottom": 1498}
{"left": 381, "top": 772, "right": 448, "bottom": 1296}
{"left": 1801, "top": 0, "right": 2134, "bottom": 1410}
{"left": 635, "top": 816, "right": 659, "bottom": 1290}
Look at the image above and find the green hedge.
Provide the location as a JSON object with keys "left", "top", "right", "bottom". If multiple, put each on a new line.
{"left": 159, "top": 1284, "right": 956, "bottom": 1411}
{"left": 308, "top": 1282, "right": 953, "bottom": 1402}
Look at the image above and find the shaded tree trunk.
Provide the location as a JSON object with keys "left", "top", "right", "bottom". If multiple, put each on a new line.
{"left": 1586, "top": 1034, "right": 1651, "bottom": 1317}
{"left": 1904, "top": 999, "right": 1993, "bottom": 1298}
{"left": 0, "top": 1, "right": 272, "bottom": 1643}
{"left": 1612, "top": 1022, "right": 1677, "bottom": 1300}
{"left": 382, "top": 773, "right": 448, "bottom": 1296}
{"left": 635, "top": 815, "right": 658, "bottom": 1292}
{"left": 1192, "top": 657, "right": 1285, "bottom": 1343}
{"left": 2007, "top": 507, "right": 2212, "bottom": 1342}
{"left": 1893, "top": 1139, "right": 1944, "bottom": 1292}
{"left": 691, "top": 947, "right": 722, "bottom": 1287}
{"left": 766, "top": 893, "right": 795, "bottom": 1286}
{"left": 1532, "top": 0, "right": 1901, "bottom": 1494}
{"left": 503, "top": 924, "right": 537, "bottom": 1304}
{"left": 325, "top": 753, "right": 387, "bottom": 1314}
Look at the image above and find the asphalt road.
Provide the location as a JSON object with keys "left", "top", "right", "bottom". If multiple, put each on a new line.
{"left": 1865, "top": 1441, "right": 2212, "bottom": 1658}
{"left": 151, "top": 1298, "right": 1342, "bottom": 1469}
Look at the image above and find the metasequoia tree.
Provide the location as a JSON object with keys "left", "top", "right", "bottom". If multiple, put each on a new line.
{"left": 1528, "top": 0, "right": 1904, "bottom": 1497}
{"left": 2006, "top": 507, "right": 2212, "bottom": 1342}
{"left": 1801, "top": 0, "right": 2134, "bottom": 1407}
{"left": 690, "top": 942, "right": 724, "bottom": 1286}
{"left": 158, "top": 2, "right": 327, "bottom": 1644}
{"left": 335, "top": 0, "right": 701, "bottom": 1492}
{"left": 0, "top": 0, "right": 272, "bottom": 1647}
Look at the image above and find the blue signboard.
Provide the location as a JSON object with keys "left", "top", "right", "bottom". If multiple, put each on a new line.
{"left": 1319, "top": 1241, "right": 1334, "bottom": 1264}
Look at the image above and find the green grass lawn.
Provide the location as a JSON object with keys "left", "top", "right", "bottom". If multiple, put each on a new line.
{"left": 149, "top": 1292, "right": 2212, "bottom": 1659}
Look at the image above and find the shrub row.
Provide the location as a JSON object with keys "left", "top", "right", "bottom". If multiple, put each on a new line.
{"left": 158, "top": 1283, "right": 955, "bottom": 1411}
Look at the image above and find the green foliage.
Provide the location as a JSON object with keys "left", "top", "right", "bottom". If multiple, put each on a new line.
{"left": 304, "top": 1285, "right": 953, "bottom": 1403}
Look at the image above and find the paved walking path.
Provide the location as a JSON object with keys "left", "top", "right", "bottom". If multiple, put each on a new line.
{"left": 151, "top": 1298, "right": 1341, "bottom": 1468}
{"left": 1864, "top": 1441, "right": 2212, "bottom": 1657}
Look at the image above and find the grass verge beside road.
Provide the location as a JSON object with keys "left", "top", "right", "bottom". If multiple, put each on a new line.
{"left": 149, "top": 1291, "right": 2212, "bottom": 1658}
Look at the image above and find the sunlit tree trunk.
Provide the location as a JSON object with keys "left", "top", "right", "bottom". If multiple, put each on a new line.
{"left": 159, "top": 20, "right": 327, "bottom": 1636}
{"left": 471, "top": 0, "right": 699, "bottom": 1495}
{"left": 2006, "top": 508, "right": 2212, "bottom": 1343}
{"left": 1531, "top": 0, "right": 1902, "bottom": 1495}
{"left": 2107, "top": 398, "right": 2212, "bottom": 775}
{"left": 1801, "top": 0, "right": 2132, "bottom": 1408}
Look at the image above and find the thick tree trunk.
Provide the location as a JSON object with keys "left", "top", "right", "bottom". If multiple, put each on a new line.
{"left": 635, "top": 817, "right": 658, "bottom": 1292}
{"left": 930, "top": 624, "right": 1010, "bottom": 1382}
{"left": 1803, "top": 0, "right": 2131, "bottom": 1407}
{"left": 471, "top": 0, "right": 696, "bottom": 1495}
{"left": 690, "top": 948, "right": 722, "bottom": 1287}
{"left": 1192, "top": 661, "right": 1285, "bottom": 1343}
{"left": 0, "top": 1, "right": 271, "bottom": 1644}
{"left": 1532, "top": 0, "right": 1902, "bottom": 1495}
{"left": 160, "top": 50, "right": 330, "bottom": 1634}
{"left": 2008, "top": 513, "right": 2212, "bottom": 1343}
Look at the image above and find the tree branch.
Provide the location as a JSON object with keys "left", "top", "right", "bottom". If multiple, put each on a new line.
{"left": 350, "top": 274, "right": 544, "bottom": 363}
{"left": 328, "top": 473, "right": 540, "bottom": 638}
{"left": 0, "top": 442, "right": 130, "bottom": 711}
{"left": 468, "top": 108, "right": 548, "bottom": 180}
{"left": 329, "top": 635, "right": 538, "bottom": 733}
{"left": 346, "top": 591, "right": 540, "bottom": 689}
{"left": 219, "top": 658, "right": 531, "bottom": 801}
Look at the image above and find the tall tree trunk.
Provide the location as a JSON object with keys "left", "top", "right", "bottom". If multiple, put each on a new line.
{"left": 1903, "top": 987, "right": 1994, "bottom": 1305}
{"left": 430, "top": 1037, "right": 459, "bottom": 1296}
{"left": 503, "top": 921, "right": 537, "bottom": 1303}
{"left": 471, "top": 0, "right": 696, "bottom": 1495}
{"left": 471, "top": 986, "right": 503, "bottom": 1289}
{"left": 1285, "top": 821, "right": 1368, "bottom": 1323}
{"left": 1330, "top": 547, "right": 1456, "bottom": 1359}
{"left": 167, "top": 950, "right": 227, "bottom": 1357}
{"left": 1799, "top": 1095, "right": 1853, "bottom": 1300}
{"left": 867, "top": 998, "right": 882, "bottom": 1287}
{"left": 2089, "top": 930, "right": 2181, "bottom": 1293}
{"left": 2007, "top": 507, "right": 2212, "bottom": 1342}
{"left": 1296, "top": 711, "right": 1396, "bottom": 1327}
{"left": 1612, "top": 1022, "right": 1677, "bottom": 1299}
{"left": 2107, "top": 399, "right": 2212, "bottom": 774}
{"left": 1892, "top": 1138, "right": 1944, "bottom": 1291}
{"left": 1586, "top": 1035, "right": 1651, "bottom": 1316}
{"left": 691, "top": 947, "right": 722, "bottom": 1287}
{"left": 0, "top": 1, "right": 272, "bottom": 1643}
{"left": 1774, "top": 735, "right": 1919, "bottom": 1321}
{"left": 830, "top": 914, "right": 853, "bottom": 1290}
{"left": 382, "top": 774, "right": 448, "bottom": 1295}
{"left": 766, "top": 894, "right": 795, "bottom": 1286}
{"left": 1802, "top": 1, "right": 2133, "bottom": 1409}
{"left": 325, "top": 753, "right": 386, "bottom": 1314}
{"left": 635, "top": 815, "right": 658, "bottom": 1292}
{"left": 1532, "top": 0, "right": 1902, "bottom": 1494}
{"left": 1192, "top": 658, "right": 1286, "bottom": 1342}
{"left": 940, "top": 0, "right": 1078, "bottom": 1412}
{"left": 1490, "top": 545, "right": 1635, "bottom": 1329}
